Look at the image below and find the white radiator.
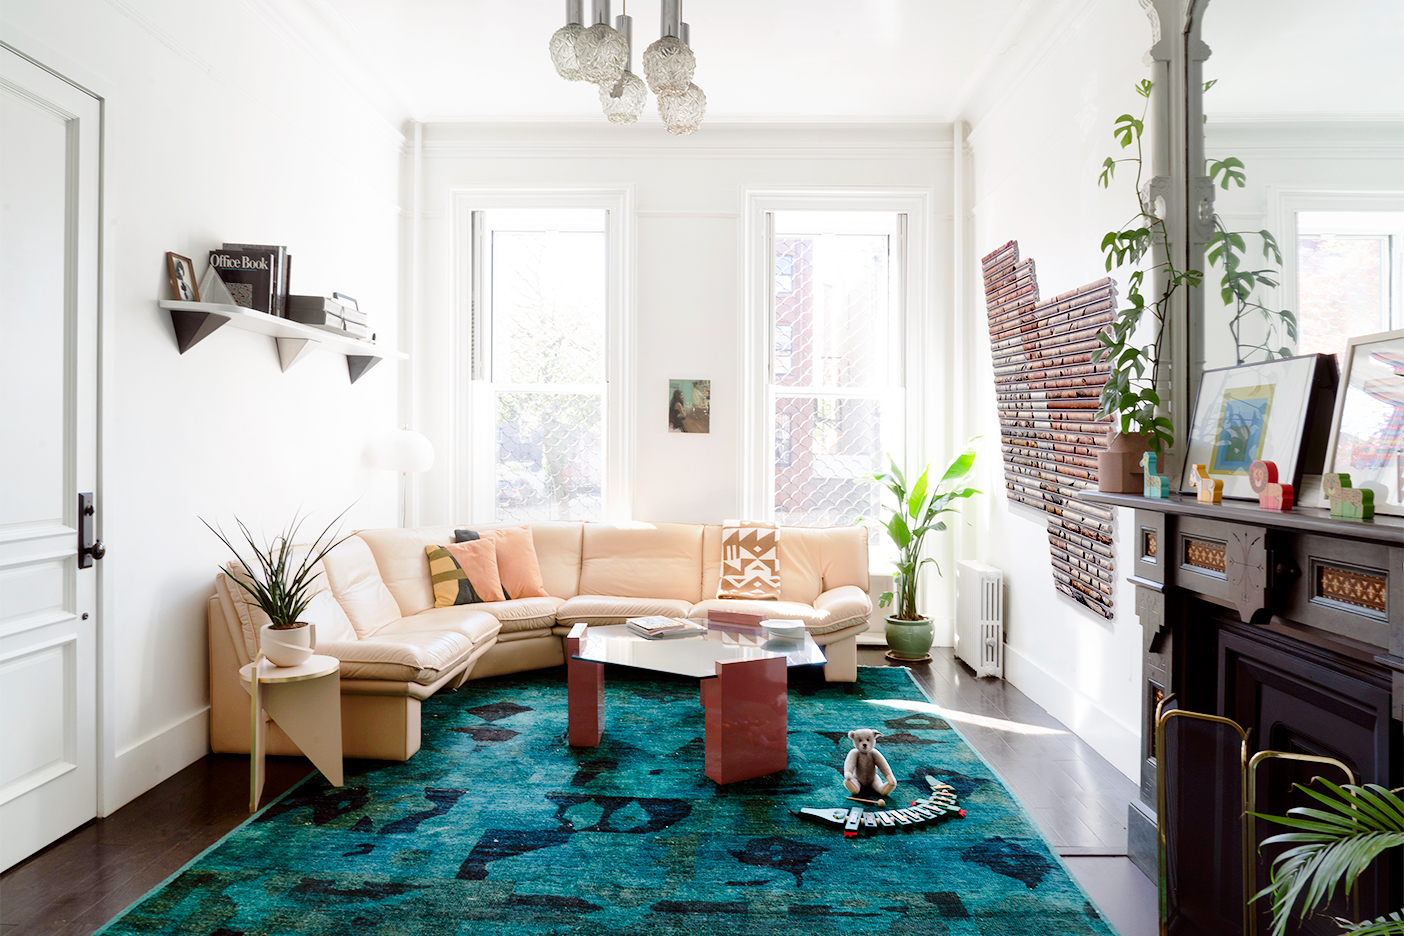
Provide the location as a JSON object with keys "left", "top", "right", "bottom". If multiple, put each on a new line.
{"left": 956, "top": 560, "right": 1004, "bottom": 678}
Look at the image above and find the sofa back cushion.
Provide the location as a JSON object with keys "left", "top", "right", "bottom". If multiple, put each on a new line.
{"left": 455, "top": 526, "right": 550, "bottom": 600}
{"left": 217, "top": 555, "right": 358, "bottom": 658}
{"left": 472, "top": 521, "right": 583, "bottom": 599}
{"left": 579, "top": 522, "right": 704, "bottom": 602}
{"left": 356, "top": 526, "right": 460, "bottom": 616}
{"left": 321, "top": 535, "right": 405, "bottom": 637}
{"left": 702, "top": 524, "right": 869, "bottom": 605}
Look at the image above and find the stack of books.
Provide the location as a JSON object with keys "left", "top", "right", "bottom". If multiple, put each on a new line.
{"left": 625, "top": 616, "right": 707, "bottom": 639}
{"left": 286, "top": 293, "right": 371, "bottom": 339}
{"left": 208, "top": 243, "right": 289, "bottom": 316}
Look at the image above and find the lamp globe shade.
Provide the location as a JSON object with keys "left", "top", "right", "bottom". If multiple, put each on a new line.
{"left": 385, "top": 429, "right": 435, "bottom": 472}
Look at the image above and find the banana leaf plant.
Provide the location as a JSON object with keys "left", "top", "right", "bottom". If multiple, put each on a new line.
{"left": 203, "top": 508, "right": 353, "bottom": 630}
{"left": 1251, "top": 778, "right": 1404, "bottom": 936}
{"left": 870, "top": 441, "right": 980, "bottom": 622}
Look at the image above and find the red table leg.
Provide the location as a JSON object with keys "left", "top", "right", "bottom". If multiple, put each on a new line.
{"left": 566, "top": 623, "right": 603, "bottom": 747}
{"left": 703, "top": 655, "right": 787, "bottom": 784}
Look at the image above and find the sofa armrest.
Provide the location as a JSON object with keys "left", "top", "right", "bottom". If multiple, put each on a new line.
{"left": 813, "top": 584, "right": 871, "bottom": 623}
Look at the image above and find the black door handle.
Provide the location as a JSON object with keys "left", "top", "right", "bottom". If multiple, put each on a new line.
{"left": 79, "top": 493, "right": 105, "bottom": 567}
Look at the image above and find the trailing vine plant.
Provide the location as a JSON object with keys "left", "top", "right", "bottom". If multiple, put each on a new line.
{"left": 1092, "top": 79, "right": 1201, "bottom": 455}
{"left": 1203, "top": 81, "right": 1300, "bottom": 364}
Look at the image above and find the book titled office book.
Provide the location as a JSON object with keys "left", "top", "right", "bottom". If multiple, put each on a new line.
{"left": 215, "top": 243, "right": 288, "bottom": 316}
{"left": 625, "top": 616, "right": 706, "bottom": 639}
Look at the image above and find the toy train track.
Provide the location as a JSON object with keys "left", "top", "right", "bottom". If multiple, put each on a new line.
{"left": 793, "top": 777, "right": 966, "bottom": 838}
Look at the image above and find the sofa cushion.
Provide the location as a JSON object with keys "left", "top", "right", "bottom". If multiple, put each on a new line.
{"left": 466, "top": 596, "right": 563, "bottom": 634}
{"left": 376, "top": 606, "right": 502, "bottom": 649}
{"left": 455, "top": 526, "right": 550, "bottom": 600}
{"left": 356, "top": 526, "right": 460, "bottom": 616}
{"left": 774, "top": 526, "right": 871, "bottom": 604}
{"left": 217, "top": 557, "right": 358, "bottom": 659}
{"left": 426, "top": 541, "right": 505, "bottom": 606}
{"left": 321, "top": 536, "right": 406, "bottom": 637}
{"left": 579, "top": 522, "right": 704, "bottom": 602}
{"left": 465, "top": 521, "right": 583, "bottom": 599}
{"left": 717, "top": 521, "right": 781, "bottom": 599}
{"left": 557, "top": 595, "right": 694, "bottom": 627}
{"left": 316, "top": 625, "right": 480, "bottom": 684}
{"left": 692, "top": 584, "right": 870, "bottom": 637}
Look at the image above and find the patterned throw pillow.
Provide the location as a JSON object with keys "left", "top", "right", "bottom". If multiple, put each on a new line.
{"left": 426, "top": 540, "right": 505, "bottom": 608}
{"left": 717, "top": 521, "right": 781, "bottom": 600}
{"left": 455, "top": 527, "right": 549, "bottom": 600}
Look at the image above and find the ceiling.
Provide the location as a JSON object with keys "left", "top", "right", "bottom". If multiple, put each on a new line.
{"left": 313, "top": 0, "right": 1032, "bottom": 123}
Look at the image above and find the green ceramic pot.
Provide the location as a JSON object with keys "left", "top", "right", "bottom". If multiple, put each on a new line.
{"left": 885, "top": 615, "right": 934, "bottom": 660}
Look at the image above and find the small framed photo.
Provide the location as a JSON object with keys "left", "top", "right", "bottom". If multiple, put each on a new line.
{"left": 166, "top": 252, "right": 199, "bottom": 302}
{"left": 668, "top": 379, "right": 710, "bottom": 434}
{"left": 1180, "top": 353, "right": 1338, "bottom": 500}
{"left": 1323, "top": 328, "right": 1404, "bottom": 516}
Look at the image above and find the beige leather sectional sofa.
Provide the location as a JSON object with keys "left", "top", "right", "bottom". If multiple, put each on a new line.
{"left": 209, "top": 521, "right": 871, "bottom": 761}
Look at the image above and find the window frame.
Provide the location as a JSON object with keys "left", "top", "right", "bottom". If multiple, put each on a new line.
{"left": 741, "top": 190, "right": 933, "bottom": 531}
{"left": 448, "top": 187, "right": 634, "bottom": 524}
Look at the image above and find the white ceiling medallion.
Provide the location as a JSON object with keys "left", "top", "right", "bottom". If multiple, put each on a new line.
{"left": 550, "top": 0, "right": 705, "bottom": 133}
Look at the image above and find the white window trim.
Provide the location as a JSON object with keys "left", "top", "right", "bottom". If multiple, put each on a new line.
{"left": 447, "top": 187, "right": 634, "bottom": 524}
{"left": 740, "top": 189, "right": 933, "bottom": 523}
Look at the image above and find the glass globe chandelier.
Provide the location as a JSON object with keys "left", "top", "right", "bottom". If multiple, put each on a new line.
{"left": 574, "top": 0, "right": 627, "bottom": 86}
{"left": 549, "top": 0, "right": 704, "bottom": 135}
{"left": 599, "top": 13, "right": 647, "bottom": 124}
{"left": 548, "top": 0, "right": 586, "bottom": 81}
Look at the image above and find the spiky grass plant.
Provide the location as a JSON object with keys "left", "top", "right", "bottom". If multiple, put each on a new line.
{"left": 1252, "top": 779, "right": 1404, "bottom": 936}
{"left": 203, "top": 508, "right": 352, "bottom": 630}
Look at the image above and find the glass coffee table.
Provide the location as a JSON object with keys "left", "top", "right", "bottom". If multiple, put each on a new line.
{"left": 565, "top": 622, "right": 826, "bottom": 784}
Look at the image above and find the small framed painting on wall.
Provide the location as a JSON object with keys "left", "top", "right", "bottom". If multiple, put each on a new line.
{"left": 1323, "top": 328, "right": 1404, "bottom": 516}
{"left": 668, "top": 379, "right": 710, "bottom": 434}
{"left": 1180, "top": 353, "right": 1338, "bottom": 500}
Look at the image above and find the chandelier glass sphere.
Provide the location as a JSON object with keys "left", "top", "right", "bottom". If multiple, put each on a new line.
{"left": 575, "top": 21, "right": 627, "bottom": 86}
{"left": 659, "top": 81, "right": 705, "bottom": 135}
{"left": 548, "top": 23, "right": 586, "bottom": 81}
{"left": 641, "top": 35, "right": 695, "bottom": 96}
{"left": 600, "top": 71, "right": 647, "bottom": 123}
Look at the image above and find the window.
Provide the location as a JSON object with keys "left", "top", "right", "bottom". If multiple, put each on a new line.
{"left": 1295, "top": 211, "right": 1403, "bottom": 361}
{"left": 768, "top": 212, "right": 904, "bottom": 528}
{"left": 472, "top": 208, "right": 608, "bottom": 522}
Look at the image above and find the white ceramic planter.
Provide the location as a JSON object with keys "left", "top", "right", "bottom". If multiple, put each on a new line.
{"left": 259, "top": 622, "right": 316, "bottom": 667}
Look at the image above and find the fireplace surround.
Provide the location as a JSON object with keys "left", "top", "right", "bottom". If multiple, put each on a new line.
{"left": 1086, "top": 491, "right": 1402, "bottom": 935}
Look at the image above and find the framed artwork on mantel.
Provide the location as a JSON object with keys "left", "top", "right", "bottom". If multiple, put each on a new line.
{"left": 1323, "top": 328, "right": 1404, "bottom": 516}
{"left": 1180, "top": 353, "right": 1338, "bottom": 501}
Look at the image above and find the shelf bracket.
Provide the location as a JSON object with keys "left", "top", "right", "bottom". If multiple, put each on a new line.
{"left": 170, "top": 308, "right": 230, "bottom": 354}
{"left": 276, "top": 337, "right": 319, "bottom": 372}
{"left": 346, "top": 355, "right": 382, "bottom": 384}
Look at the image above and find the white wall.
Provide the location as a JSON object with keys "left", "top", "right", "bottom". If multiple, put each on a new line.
{"left": 406, "top": 122, "right": 963, "bottom": 632}
{"left": 960, "top": 0, "right": 1158, "bottom": 780}
{"left": 2, "top": 2, "right": 403, "bottom": 813}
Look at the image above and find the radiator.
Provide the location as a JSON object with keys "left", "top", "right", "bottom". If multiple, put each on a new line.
{"left": 955, "top": 560, "right": 1004, "bottom": 678}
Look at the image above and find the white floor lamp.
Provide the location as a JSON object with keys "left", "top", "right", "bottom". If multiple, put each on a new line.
{"left": 372, "top": 428, "right": 435, "bottom": 527}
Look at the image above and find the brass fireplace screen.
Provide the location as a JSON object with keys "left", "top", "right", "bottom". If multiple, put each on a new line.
{"left": 1155, "top": 703, "right": 1357, "bottom": 936}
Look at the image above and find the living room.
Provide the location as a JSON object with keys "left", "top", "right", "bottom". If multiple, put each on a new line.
{"left": 2, "top": 1, "right": 1400, "bottom": 934}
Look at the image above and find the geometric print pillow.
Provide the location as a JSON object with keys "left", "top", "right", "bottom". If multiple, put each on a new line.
{"left": 716, "top": 521, "right": 781, "bottom": 600}
{"left": 426, "top": 540, "right": 505, "bottom": 608}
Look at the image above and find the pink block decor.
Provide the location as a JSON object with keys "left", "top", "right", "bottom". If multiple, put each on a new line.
{"left": 702, "top": 655, "right": 787, "bottom": 784}
{"left": 1249, "top": 460, "right": 1295, "bottom": 512}
{"left": 566, "top": 622, "right": 603, "bottom": 747}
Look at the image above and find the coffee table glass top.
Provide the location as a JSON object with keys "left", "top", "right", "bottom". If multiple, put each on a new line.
{"left": 572, "top": 624, "right": 826, "bottom": 679}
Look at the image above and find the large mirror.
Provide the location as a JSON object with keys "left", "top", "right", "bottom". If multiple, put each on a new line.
{"left": 1195, "top": 0, "right": 1404, "bottom": 509}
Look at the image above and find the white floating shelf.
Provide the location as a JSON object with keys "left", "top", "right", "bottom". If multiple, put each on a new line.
{"left": 159, "top": 300, "right": 406, "bottom": 384}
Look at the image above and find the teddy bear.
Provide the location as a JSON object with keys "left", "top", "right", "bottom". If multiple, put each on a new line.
{"left": 843, "top": 729, "right": 896, "bottom": 796}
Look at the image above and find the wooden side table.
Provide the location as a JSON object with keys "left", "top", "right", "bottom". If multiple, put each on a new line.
{"left": 239, "top": 654, "right": 342, "bottom": 812}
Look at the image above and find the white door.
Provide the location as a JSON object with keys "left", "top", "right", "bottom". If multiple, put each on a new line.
{"left": 0, "top": 45, "right": 101, "bottom": 872}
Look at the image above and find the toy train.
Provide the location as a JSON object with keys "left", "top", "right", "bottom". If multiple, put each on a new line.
{"left": 793, "top": 777, "right": 965, "bottom": 837}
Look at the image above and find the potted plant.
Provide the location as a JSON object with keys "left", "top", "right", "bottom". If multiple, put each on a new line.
{"left": 204, "top": 509, "right": 351, "bottom": 667}
{"left": 1252, "top": 779, "right": 1404, "bottom": 936}
{"left": 870, "top": 441, "right": 980, "bottom": 662}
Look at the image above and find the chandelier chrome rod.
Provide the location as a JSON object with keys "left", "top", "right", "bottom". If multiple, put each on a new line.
{"left": 615, "top": 14, "right": 633, "bottom": 73}
{"left": 592, "top": 0, "right": 611, "bottom": 27}
{"left": 660, "top": 0, "right": 680, "bottom": 39}
{"left": 565, "top": 0, "right": 582, "bottom": 26}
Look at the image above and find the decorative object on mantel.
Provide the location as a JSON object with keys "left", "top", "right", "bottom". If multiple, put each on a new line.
{"left": 1141, "top": 452, "right": 1170, "bottom": 499}
{"left": 549, "top": 0, "right": 704, "bottom": 134}
{"left": 203, "top": 508, "right": 352, "bottom": 667}
{"left": 870, "top": 441, "right": 980, "bottom": 662}
{"left": 1190, "top": 464, "right": 1222, "bottom": 504}
{"left": 1096, "top": 430, "right": 1148, "bottom": 493}
{"left": 1249, "top": 460, "right": 1294, "bottom": 512}
{"left": 1323, "top": 473, "right": 1374, "bottom": 521}
{"left": 982, "top": 240, "right": 1118, "bottom": 619}
{"left": 1181, "top": 353, "right": 1338, "bottom": 501}
{"left": 1322, "top": 328, "right": 1404, "bottom": 517}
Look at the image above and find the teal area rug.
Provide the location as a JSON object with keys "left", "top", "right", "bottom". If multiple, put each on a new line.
{"left": 98, "top": 667, "right": 1117, "bottom": 935}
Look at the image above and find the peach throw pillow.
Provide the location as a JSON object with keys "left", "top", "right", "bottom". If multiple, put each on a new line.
{"left": 455, "top": 526, "right": 550, "bottom": 600}
{"left": 442, "top": 538, "right": 505, "bottom": 604}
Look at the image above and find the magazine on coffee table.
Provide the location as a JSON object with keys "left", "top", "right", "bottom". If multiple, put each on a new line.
{"left": 625, "top": 616, "right": 707, "bottom": 639}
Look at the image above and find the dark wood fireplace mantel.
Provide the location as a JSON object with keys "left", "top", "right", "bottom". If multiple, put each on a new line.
{"left": 1084, "top": 491, "right": 1402, "bottom": 933}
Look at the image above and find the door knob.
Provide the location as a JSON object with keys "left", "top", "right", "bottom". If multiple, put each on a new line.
{"left": 89, "top": 540, "right": 106, "bottom": 561}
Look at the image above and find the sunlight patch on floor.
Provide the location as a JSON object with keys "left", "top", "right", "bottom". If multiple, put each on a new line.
{"left": 866, "top": 698, "right": 1068, "bottom": 737}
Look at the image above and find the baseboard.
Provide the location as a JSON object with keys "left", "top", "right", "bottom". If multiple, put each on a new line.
{"left": 101, "top": 707, "right": 211, "bottom": 816}
{"left": 1002, "top": 643, "right": 1140, "bottom": 781}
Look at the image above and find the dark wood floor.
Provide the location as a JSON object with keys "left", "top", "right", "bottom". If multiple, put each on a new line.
{"left": 1, "top": 649, "right": 1155, "bottom": 935}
